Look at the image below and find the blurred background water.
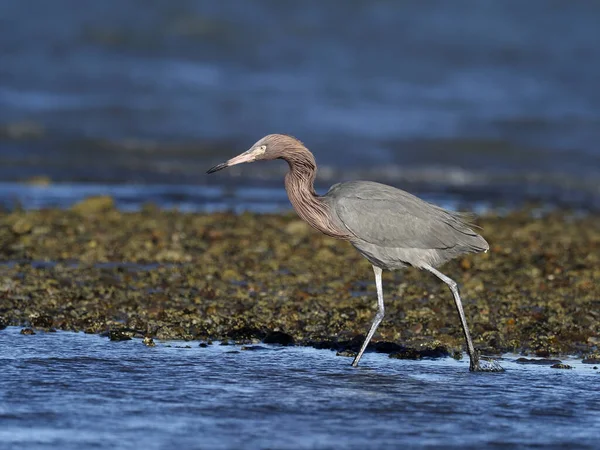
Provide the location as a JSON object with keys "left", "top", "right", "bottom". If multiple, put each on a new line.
{"left": 1, "top": 0, "right": 599, "bottom": 211}
{"left": 2, "top": 4, "right": 600, "bottom": 448}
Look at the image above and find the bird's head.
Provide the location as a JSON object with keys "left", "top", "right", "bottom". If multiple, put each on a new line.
{"left": 206, "top": 134, "right": 304, "bottom": 174}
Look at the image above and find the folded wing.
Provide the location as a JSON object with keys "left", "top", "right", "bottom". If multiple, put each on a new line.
{"left": 329, "top": 181, "right": 488, "bottom": 252}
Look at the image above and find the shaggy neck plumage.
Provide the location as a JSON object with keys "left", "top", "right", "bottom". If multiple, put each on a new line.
{"left": 282, "top": 145, "right": 349, "bottom": 240}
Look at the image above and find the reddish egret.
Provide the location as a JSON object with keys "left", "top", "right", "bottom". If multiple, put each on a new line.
{"left": 208, "top": 134, "right": 501, "bottom": 372}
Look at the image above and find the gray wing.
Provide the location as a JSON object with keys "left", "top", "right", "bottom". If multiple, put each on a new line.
{"left": 326, "top": 181, "right": 488, "bottom": 251}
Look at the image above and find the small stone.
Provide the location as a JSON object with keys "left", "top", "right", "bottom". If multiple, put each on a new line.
{"left": 411, "top": 323, "right": 423, "bottom": 334}
{"left": 20, "top": 328, "right": 35, "bottom": 335}
{"left": 109, "top": 329, "right": 132, "bottom": 341}
{"left": 336, "top": 349, "right": 356, "bottom": 358}
{"left": 71, "top": 196, "right": 115, "bottom": 214}
{"left": 284, "top": 220, "right": 310, "bottom": 236}
{"left": 29, "top": 314, "right": 53, "bottom": 328}
{"left": 221, "top": 269, "right": 240, "bottom": 280}
{"left": 12, "top": 219, "right": 33, "bottom": 235}
{"left": 550, "top": 363, "right": 573, "bottom": 369}
{"left": 315, "top": 248, "right": 336, "bottom": 261}
{"left": 582, "top": 357, "right": 600, "bottom": 364}
{"left": 460, "top": 258, "right": 472, "bottom": 270}
{"left": 143, "top": 336, "right": 156, "bottom": 347}
{"left": 199, "top": 342, "right": 208, "bottom": 348}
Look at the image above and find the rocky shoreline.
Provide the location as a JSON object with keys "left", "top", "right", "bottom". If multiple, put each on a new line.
{"left": 1, "top": 198, "right": 599, "bottom": 361}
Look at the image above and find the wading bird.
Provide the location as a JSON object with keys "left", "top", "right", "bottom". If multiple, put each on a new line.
{"left": 207, "top": 134, "right": 501, "bottom": 372}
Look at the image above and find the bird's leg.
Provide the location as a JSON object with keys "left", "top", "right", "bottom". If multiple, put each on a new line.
{"left": 424, "top": 266, "right": 480, "bottom": 371}
{"left": 352, "top": 265, "right": 385, "bottom": 367}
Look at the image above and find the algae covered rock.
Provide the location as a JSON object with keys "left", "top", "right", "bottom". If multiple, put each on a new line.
{"left": 0, "top": 207, "right": 598, "bottom": 357}
{"left": 72, "top": 196, "right": 115, "bottom": 214}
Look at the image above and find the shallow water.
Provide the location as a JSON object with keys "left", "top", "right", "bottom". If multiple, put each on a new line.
{"left": 0, "top": 181, "right": 499, "bottom": 213}
{"left": 0, "top": 327, "right": 598, "bottom": 449}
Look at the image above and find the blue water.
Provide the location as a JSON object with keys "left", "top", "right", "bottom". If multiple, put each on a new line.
{"left": 0, "top": 181, "right": 497, "bottom": 213}
{"left": 1, "top": 1, "right": 600, "bottom": 211}
{"left": 1, "top": 327, "right": 598, "bottom": 449}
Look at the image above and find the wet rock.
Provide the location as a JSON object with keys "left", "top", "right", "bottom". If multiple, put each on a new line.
{"left": 71, "top": 196, "right": 115, "bottom": 214}
{"left": 315, "top": 248, "right": 336, "bottom": 261}
{"left": 11, "top": 219, "right": 33, "bottom": 235}
{"left": 336, "top": 349, "right": 357, "bottom": 358}
{"left": 389, "top": 345, "right": 450, "bottom": 360}
{"left": 0, "top": 317, "right": 7, "bottom": 330}
{"left": 109, "top": 329, "right": 132, "bottom": 341}
{"left": 199, "top": 342, "right": 208, "bottom": 348}
{"left": 29, "top": 314, "right": 53, "bottom": 329}
{"left": 550, "top": 363, "right": 573, "bottom": 369}
{"left": 0, "top": 206, "right": 599, "bottom": 359}
{"left": 335, "top": 335, "right": 369, "bottom": 353}
{"left": 263, "top": 331, "right": 295, "bottom": 346}
{"left": 582, "top": 357, "right": 600, "bottom": 364}
{"left": 460, "top": 258, "right": 472, "bottom": 270}
{"left": 221, "top": 269, "right": 241, "bottom": 280}
{"left": 241, "top": 345, "right": 267, "bottom": 351}
{"left": 143, "top": 336, "right": 156, "bottom": 347}
{"left": 284, "top": 220, "right": 310, "bottom": 236}
{"left": 515, "top": 358, "right": 562, "bottom": 365}
{"left": 227, "top": 326, "right": 266, "bottom": 341}
{"left": 20, "top": 328, "right": 35, "bottom": 335}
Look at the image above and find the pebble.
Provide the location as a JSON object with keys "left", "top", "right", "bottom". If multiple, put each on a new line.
{"left": 109, "top": 330, "right": 132, "bottom": 341}
{"left": 550, "top": 363, "right": 573, "bottom": 369}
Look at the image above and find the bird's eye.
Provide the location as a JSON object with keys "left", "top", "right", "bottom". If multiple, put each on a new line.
{"left": 260, "top": 145, "right": 266, "bottom": 151}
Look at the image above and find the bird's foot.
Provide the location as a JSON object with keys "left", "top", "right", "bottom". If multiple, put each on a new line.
{"left": 470, "top": 356, "right": 505, "bottom": 372}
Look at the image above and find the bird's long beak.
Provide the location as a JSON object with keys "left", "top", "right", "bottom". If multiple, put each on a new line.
{"left": 206, "top": 148, "right": 257, "bottom": 174}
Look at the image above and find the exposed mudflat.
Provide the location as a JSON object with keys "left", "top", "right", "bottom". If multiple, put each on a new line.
{"left": 1, "top": 200, "right": 598, "bottom": 361}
